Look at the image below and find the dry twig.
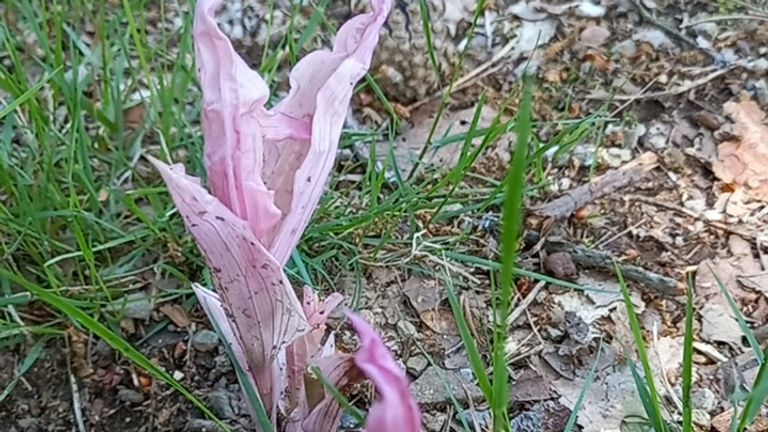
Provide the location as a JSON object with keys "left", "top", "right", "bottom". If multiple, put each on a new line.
{"left": 531, "top": 152, "right": 659, "bottom": 219}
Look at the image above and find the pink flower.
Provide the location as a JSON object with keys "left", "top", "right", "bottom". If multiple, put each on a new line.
{"left": 150, "top": 0, "right": 423, "bottom": 429}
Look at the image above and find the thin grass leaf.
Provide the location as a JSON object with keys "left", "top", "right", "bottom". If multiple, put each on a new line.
{"left": 737, "top": 346, "right": 768, "bottom": 431}
{"left": 616, "top": 263, "right": 666, "bottom": 432}
{"left": 710, "top": 265, "right": 764, "bottom": 363}
{"left": 564, "top": 338, "right": 603, "bottom": 432}
{"left": 417, "top": 0, "right": 441, "bottom": 82}
{"left": 682, "top": 273, "right": 695, "bottom": 432}
{"left": 491, "top": 76, "right": 534, "bottom": 431}
{"left": 628, "top": 360, "right": 665, "bottom": 430}
{"left": 0, "top": 66, "right": 62, "bottom": 120}
{"left": 442, "top": 263, "right": 492, "bottom": 401}
{"left": 0, "top": 269, "right": 230, "bottom": 432}
{"left": 309, "top": 365, "right": 366, "bottom": 423}
{"left": 0, "top": 338, "right": 44, "bottom": 402}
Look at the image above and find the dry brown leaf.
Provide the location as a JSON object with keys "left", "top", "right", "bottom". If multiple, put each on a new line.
{"left": 159, "top": 304, "right": 192, "bottom": 328}
{"left": 713, "top": 100, "right": 768, "bottom": 202}
{"left": 123, "top": 101, "right": 147, "bottom": 131}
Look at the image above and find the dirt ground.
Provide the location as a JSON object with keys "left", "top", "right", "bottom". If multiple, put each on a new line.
{"left": 2, "top": 0, "right": 768, "bottom": 431}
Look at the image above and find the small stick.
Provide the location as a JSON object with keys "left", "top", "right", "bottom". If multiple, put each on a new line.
{"left": 630, "top": 0, "right": 718, "bottom": 60}
{"left": 531, "top": 152, "right": 659, "bottom": 219}
{"left": 586, "top": 68, "right": 733, "bottom": 101}
{"left": 520, "top": 231, "right": 682, "bottom": 296}
{"left": 624, "top": 194, "right": 757, "bottom": 242}
{"left": 681, "top": 14, "right": 768, "bottom": 28}
{"left": 545, "top": 239, "right": 682, "bottom": 296}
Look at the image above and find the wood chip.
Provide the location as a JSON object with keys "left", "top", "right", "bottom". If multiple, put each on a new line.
{"left": 159, "top": 304, "right": 192, "bottom": 328}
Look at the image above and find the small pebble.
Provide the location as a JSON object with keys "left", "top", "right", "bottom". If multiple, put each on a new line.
{"left": 192, "top": 330, "right": 220, "bottom": 352}
{"left": 338, "top": 411, "right": 361, "bottom": 430}
{"left": 117, "top": 388, "right": 145, "bottom": 404}
{"left": 456, "top": 409, "right": 492, "bottom": 429}
{"left": 186, "top": 419, "right": 222, "bottom": 432}
{"left": 692, "top": 387, "right": 718, "bottom": 413}
{"left": 396, "top": 319, "right": 417, "bottom": 338}
{"left": 208, "top": 389, "right": 236, "bottom": 419}
{"left": 110, "top": 292, "right": 153, "bottom": 320}
{"left": 544, "top": 252, "right": 579, "bottom": 281}
{"left": 691, "top": 111, "right": 721, "bottom": 130}
{"left": 406, "top": 355, "right": 428, "bottom": 376}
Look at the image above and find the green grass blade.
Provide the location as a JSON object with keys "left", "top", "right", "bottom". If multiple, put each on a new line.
{"left": 442, "top": 263, "right": 493, "bottom": 401}
{"left": 490, "top": 76, "right": 534, "bottom": 431}
{"left": 709, "top": 264, "right": 763, "bottom": 363}
{"left": 309, "top": 364, "right": 366, "bottom": 423}
{"left": 0, "top": 338, "right": 45, "bottom": 402}
{"left": 737, "top": 348, "right": 768, "bottom": 431}
{"left": 682, "top": 272, "right": 695, "bottom": 432}
{"left": 1, "top": 269, "right": 230, "bottom": 431}
{"left": 0, "top": 66, "right": 62, "bottom": 120}
{"left": 616, "top": 263, "right": 666, "bottom": 432}
{"left": 564, "top": 338, "right": 603, "bottom": 432}
{"left": 628, "top": 360, "right": 663, "bottom": 430}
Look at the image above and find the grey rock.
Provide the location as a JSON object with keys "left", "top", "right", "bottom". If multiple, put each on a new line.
{"left": 396, "top": 319, "right": 417, "bottom": 338}
{"left": 575, "top": 1, "right": 606, "bottom": 18}
{"left": 693, "top": 409, "right": 711, "bottom": 428}
{"left": 192, "top": 330, "right": 220, "bottom": 352}
{"left": 112, "top": 292, "right": 153, "bottom": 320}
{"left": 510, "top": 405, "right": 544, "bottom": 432}
{"left": 422, "top": 412, "right": 449, "bottom": 432}
{"left": 117, "top": 388, "right": 145, "bottom": 404}
{"left": 752, "top": 57, "right": 768, "bottom": 74}
{"left": 571, "top": 144, "right": 597, "bottom": 167}
{"left": 456, "top": 409, "right": 492, "bottom": 429}
{"left": 612, "top": 39, "right": 637, "bottom": 57}
{"left": 16, "top": 418, "right": 39, "bottom": 431}
{"left": 752, "top": 79, "right": 768, "bottom": 106}
{"left": 338, "top": 411, "right": 362, "bottom": 430}
{"left": 633, "top": 27, "right": 676, "bottom": 51}
{"left": 691, "top": 22, "right": 719, "bottom": 39}
{"left": 409, "top": 366, "right": 483, "bottom": 406}
{"left": 186, "top": 419, "right": 223, "bottom": 432}
{"left": 692, "top": 387, "right": 717, "bottom": 413}
{"left": 147, "top": 330, "right": 186, "bottom": 348}
{"left": 208, "top": 389, "right": 236, "bottom": 419}
{"left": 406, "top": 355, "right": 428, "bottom": 376}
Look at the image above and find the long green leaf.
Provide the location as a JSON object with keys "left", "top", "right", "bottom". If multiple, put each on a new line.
{"left": 737, "top": 346, "right": 768, "bottom": 431}
{"left": 617, "top": 263, "right": 666, "bottom": 432}
{"left": 0, "top": 338, "right": 45, "bottom": 402}
{"left": 682, "top": 273, "right": 695, "bottom": 432}
{"left": 0, "top": 66, "right": 63, "bottom": 120}
{"left": 710, "top": 265, "right": 763, "bottom": 363}
{"left": 491, "top": 77, "right": 534, "bottom": 431}
{"left": 564, "top": 338, "right": 603, "bottom": 431}
{"left": 443, "top": 264, "right": 492, "bottom": 401}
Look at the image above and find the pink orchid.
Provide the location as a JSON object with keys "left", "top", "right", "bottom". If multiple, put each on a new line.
{"left": 150, "top": 0, "right": 421, "bottom": 429}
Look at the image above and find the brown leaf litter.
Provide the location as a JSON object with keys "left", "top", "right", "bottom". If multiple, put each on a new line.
{"left": 713, "top": 100, "right": 768, "bottom": 202}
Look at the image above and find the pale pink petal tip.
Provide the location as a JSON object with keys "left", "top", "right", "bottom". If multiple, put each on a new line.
{"left": 348, "top": 313, "right": 421, "bottom": 432}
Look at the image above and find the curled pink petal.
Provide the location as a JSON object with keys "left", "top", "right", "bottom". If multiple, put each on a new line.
{"left": 149, "top": 156, "right": 308, "bottom": 417}
{"left": 348, "top": 313, "right": 421, "bottom": 432}
{"left": 194, "top": 0, "right": 391, "bottom": 265}
{"left": 286, "top": 353, "right": 362, "bottom": 432}
{"left": 286, "top": 288, "right": 344, "bottom": 411}
{"left": 268, "top": 0, "right": 391, "bottom": 264}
